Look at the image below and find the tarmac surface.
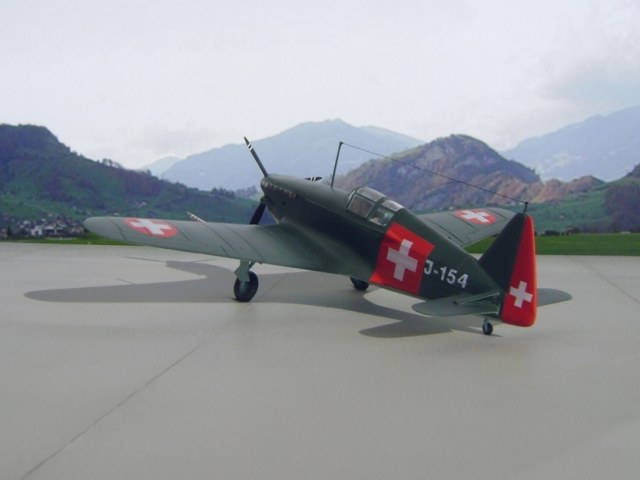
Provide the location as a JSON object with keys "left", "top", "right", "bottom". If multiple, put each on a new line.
{"left": 1, "top": 243, "right": 639, "bottom": 480}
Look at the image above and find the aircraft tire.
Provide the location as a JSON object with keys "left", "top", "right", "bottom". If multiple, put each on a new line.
{"left": 350, "top": 277, "right": 370, "bottom": 291}
{"left": 234, "top": 272, "right": 259, "bottom": 302}
{"left": 482, "top": 321, "right": 494, "bottom": 336}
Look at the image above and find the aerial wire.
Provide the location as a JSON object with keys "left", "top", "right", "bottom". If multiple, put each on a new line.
{"left": 334, "top": 141, "right": 527, "bottom": 207}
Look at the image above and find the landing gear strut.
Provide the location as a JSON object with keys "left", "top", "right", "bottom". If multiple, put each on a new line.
{"left": 234, "top": 261, "right": 259, "bottom": 302}
{"left": 482, "top": 319, "right": 494, "bottom": 336}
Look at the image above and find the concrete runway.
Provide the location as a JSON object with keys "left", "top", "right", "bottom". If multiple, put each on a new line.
{"left": 1, "top": 243, "right": 639, "bottom": 480}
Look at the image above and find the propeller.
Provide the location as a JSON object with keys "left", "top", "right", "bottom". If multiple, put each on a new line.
{"left": 243, "top": 137, "right": 270, "bottom": 225}
{"left": 244, "top": 137, "right": 268, "bottom": 177}
{"left": 250, "top": 202, "right": 266, "bottom": 225}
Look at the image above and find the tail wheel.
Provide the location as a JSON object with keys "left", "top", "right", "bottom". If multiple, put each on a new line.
{"left": 482, "top": 320, "right": 494, "bottom": 336}
{"left": 234, "top": 271, "right": 259, "bottom": 302}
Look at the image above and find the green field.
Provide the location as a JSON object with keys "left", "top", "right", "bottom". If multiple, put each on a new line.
{"left": 8, "top": 233, "right": 129, "bottom": 246}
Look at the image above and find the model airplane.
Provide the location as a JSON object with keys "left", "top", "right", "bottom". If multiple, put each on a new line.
{"left": 85, "top": 138, "right": 571, "bottom": 335}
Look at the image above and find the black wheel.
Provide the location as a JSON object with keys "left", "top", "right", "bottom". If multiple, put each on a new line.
{"left": 350, "top": 277, "right": 369, "bottom": 291}
{"left": 234, "top": 271, "right": 259, "bottom": 302}
{"left": 482, "top": 321, "right": 494, "bottom": 336}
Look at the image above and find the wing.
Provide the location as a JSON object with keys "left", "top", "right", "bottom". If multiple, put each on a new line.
{"left": 419, "top": 207, "right": 516, "bottom": 247}
{"left": 84, "top": 217, "right": 370, "bottom": 278}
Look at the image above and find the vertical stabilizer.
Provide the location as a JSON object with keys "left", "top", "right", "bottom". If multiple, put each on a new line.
{"left": 479, "top": 213, "right": 537, "bottom": 327}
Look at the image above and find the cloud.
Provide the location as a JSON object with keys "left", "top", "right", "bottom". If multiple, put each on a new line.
{"left": 82, "top": 125, "right": 244, "bottom": 168}
{"left": 4, "top": 0, "right": 640, "bottom": 167}
{"left": 540, "top": 0, "right": 640, "bottom": 112}
{"left": 131, "top": 126, "right": 237, "bottom": 157}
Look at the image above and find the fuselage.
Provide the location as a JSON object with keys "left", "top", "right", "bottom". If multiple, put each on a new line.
{"left": 260, "top": 174, "right": 499, "bottom": 301}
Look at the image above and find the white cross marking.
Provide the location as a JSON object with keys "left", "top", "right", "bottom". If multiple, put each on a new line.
{"left": 130, "top": 219, "right": 173, "bottom": 235}
{"left": 387, "top": 239, "right": 418, "bottom": 281}
{"left": 460, "top": 210, "right": 491, "bottom": 223}
{"left": 510, "top": 280, "right": 534, "bottom": 308}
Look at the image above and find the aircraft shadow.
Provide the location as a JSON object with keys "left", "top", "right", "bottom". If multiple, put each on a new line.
{"left": 26, "top": 261, "right": 234, "bottom": 304}
{"left": 25, "top": 260, "right": 484, "bottom": 337}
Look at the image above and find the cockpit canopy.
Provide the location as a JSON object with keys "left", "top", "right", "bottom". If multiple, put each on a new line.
{"left": 346, "top": 186, "right": 404, "bottom": 227}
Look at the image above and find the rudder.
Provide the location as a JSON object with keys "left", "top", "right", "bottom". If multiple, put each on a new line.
{"left": 479, "top": 213, "right": 537, "bottom": 327}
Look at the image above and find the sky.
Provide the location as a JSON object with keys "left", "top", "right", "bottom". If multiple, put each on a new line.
{"left": 2, "top": 0, "right": 640, "bottom": 169}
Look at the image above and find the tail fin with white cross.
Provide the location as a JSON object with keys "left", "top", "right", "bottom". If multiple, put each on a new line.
{"left": 478, "top": 213, "right": 537, "bottom": 327}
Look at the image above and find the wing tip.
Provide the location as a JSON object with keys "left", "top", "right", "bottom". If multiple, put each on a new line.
{"left": 84, "top": 217, "right": 126, "bottom": 242}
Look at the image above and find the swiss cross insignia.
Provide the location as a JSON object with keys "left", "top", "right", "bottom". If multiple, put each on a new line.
{"left": 124, "top": 218, "right": 178, "bottom": 238}
{"left": 369, "top": 223, "right": 434, "bottom": 295}
{"left": 454, "top": 209, "right": 496, "bottom": 225}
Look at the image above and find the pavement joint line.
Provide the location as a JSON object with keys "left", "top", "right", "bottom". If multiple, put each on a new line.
{"left": 20, "top": 336, "right": 213, "bottom": 480}
{"left": 569, "top": 255, "right": 640, "bottom": 305}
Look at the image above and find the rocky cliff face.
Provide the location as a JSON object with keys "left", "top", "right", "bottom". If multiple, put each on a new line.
{"left": 336, "top": 134, "right": 610, "bottom": 212}
{"left": 336, "top": 135, "right": 542, "bottom": 210}
{"left": 528, "top": 176, "right": 605, "bottom": 203}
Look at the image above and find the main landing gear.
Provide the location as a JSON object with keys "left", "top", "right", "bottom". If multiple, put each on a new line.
{"left": 234, "top": 261, "right": 259, "bottom": 302}
{"left": 234, "top": 272, "right": 259, "bottom": 302}
{"left": 482, "top": 319, "right": 494, "bottom": 336}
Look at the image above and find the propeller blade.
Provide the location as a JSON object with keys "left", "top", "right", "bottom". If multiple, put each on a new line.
{"left": 244, "top": 137, "right": 268, "bottom": 177}
{"left": 250, "top": 202, "right": 266, "bottom": 225}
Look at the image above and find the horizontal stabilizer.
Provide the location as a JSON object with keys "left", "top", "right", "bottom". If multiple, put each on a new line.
{"left": 412, "top": 295, "right": 499, "bottom": 317}
{"left": 413, "top": 288, "right": 571, "bottom": 318}
{"left": 538, "top": 288, "right": 572, "bottom": 306}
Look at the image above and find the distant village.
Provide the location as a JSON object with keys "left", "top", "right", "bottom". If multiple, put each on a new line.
{"left": 0, "top": 215, "right": 85, "bottom": 240}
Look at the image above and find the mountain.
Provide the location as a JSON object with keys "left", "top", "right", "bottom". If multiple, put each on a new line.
{"left": 604, "top": 164, "right": 640, "bottom": 232}
{"left": 3, "top": 121, "right": 638, "bottom": 235}
{"left": 502, "top": 106, "right": 640, "bottom": 181}
{"left": 521, "top": 164, "right": 640, "bottom": 233}
{"left": 143, "top": 155, "right": 182, "bottom": 177}
{"left": 161, "top": 119, "right": 424, "bottom": 191}
{"left": 336, "top": 134, "right": 542, "bottom": 211}
{"left": 0, "top": 125, "right": 256, "bottom": 229}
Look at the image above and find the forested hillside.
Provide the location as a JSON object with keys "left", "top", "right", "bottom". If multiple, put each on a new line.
{"left": 0, "top": 125, "right": 256, "bottom": 232}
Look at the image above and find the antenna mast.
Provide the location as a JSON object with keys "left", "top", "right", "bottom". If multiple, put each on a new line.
{"left": 330, "top": 141, "right": 344, "bottom": 188}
